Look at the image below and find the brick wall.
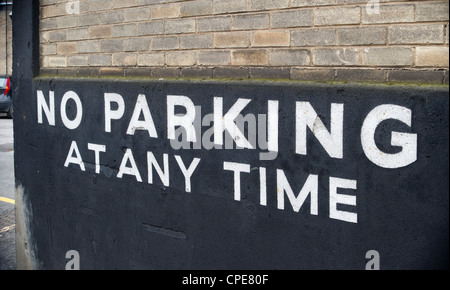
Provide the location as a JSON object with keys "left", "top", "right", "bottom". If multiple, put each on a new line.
{"left": 40, "top": 0, "right": 449, "bottom": 84}
{"left": 0, "top": 3, "right": 12, "bottom": 76}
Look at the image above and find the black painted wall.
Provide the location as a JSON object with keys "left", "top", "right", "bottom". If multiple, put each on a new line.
{"left": 13, "top": 78, "right": 448, "bottom": 269}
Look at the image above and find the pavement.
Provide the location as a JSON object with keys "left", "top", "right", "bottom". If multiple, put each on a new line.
{"left": 0, "top": 114, "right": 15, "bottom": 270}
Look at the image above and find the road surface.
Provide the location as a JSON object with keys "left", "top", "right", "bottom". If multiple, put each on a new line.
{"left": 0, "top": 115, "right": 15, "bottom": 270}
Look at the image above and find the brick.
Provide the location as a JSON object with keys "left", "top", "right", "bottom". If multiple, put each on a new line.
{"left": 198, "top": 51, "right": 230, "bottom": 66}
{"left": 291, "top": 28, "right": 335, "bottom": 47}
{"left": 57, "top": 42, "right": 78, "bottom": 55}
{"left": 362, "top": 4, "right": 414, "bottom": 24}
{"left": 165, "top": 18, "right": 196, "bottom": 34}
{"left": 125, "top": 67, "right": 152, "bottom": 77}
{"left": 389, "top": 24, "right": 444, "bottom": 45}
{"left": 336, "top": 69, "right": 386, "bottom": 83}
{"left": 232, "top": 50, "right": 269, "bottom": 66}
{"left": 181, "top": 68, "right": 213, "bottom": 78}
{"left": 40, "top": 18, "right": 57, "bottom": 31}
{"left": 99, "top": 11, "right": 124, "bottom": 25}
{"left": 89, "top": 26, "right": 112, "bottom": 39}
{"left": 41, "top": 0, "right": 59, "bottom": 5}
{"left": 338, "top": 26, "right": 387, "bottom": 45}
{"left": 214, "top": 0, "right": 247, "bottom": 14}
{"left": 140, "top": 0, "right": 167, "bottom": 4}
{"left": 138, "top": 53, "right": 165, "bottom": 66}
{"left": 151, "top": 68, "right": 181, "bottom": 78}
{"left": 151, "top": 36, "right": 179, "bottom": 50}
{"left": 197, "top": 16, "right": 231, "bottom": 32}
{"left": 292, "top": 0, "right": 335, "bottom": 7}
{"left": 362, "top": 47, "right": 414, "bottom": 66}
{"left": 151, "top": 4, "right": 180, "bottom": 19}
{"left": 78, "top": 41, "right": 100, "bottom": 53}
{"left": 112, "top": 0, "right": 139, "bottom": 9}
{"left": 271, "top": 9, "right": 313, "bottom": 28}
{"left": 40, "top": 55, "right": 49, "bottom": 68}
{"left": 48, "top": 30, "right": 67, "bottom": 42}
{"left": 123, "top": 7, "right": 151, "bottom": 22}
{"left": 181, "top": 0, "right": 212, "bottom": 17}
{"left": 270, "top": 49, "right": 310, "bottom": 66}
{"left": 40, "top": 32, "right": 49, "bottom": 44}
{"left": 100, "top": 40, "right": 124, "bottom": 53}
{"left": 137, "top": 21, "right": 165, "bottom": 36}
{"left": 89, "top": 0, "right": 112, "bottom": 12}
{"left": 112, "top": 53, "right": 137, "bottom": 66}
{"left": 214, "top": 67, "right": 249, "bottom": 79}
{"left": 252, "top": 31, "right": 290, "bottom": 47}
{"left": 79, "top": 14, "right": 100, "bottom": 27}
{"left": 124, "top": 38, "right": 150, "bottom": 52}
{"left": 48, "top": 56, "right": 67, "bottom": 67}
{"left": 40, "top": 0, "right": 59, "bottom": 5}
{"left": 250, "top": 0, "right": 289, "bottom": 11}
{"left": 67, "top": 28, "right": 88, "bottom": 41}
{"left": 166, "top": 51, "right": 197, "bottom": 66}
{"left": 89, "top": 54, "right": 112, "bottom": 66}
{"left": 41, "top": 44, "right": 57, "bottom": 55}
{"left": 291, "top": 68, "right": 335, "bottom": 81}
{"left": 112, "top": 24, "right": 137, "bottom": 38}
{"left": 67, "top": 55, "right": 88, "bottom": 67}
{"left": 232, "top": 14, "right": 270, "bottom": 31}
{"left": 78, "top": 67, "right": 100, "bottom": 77}
{"left": 415, "top": 47, "right": 449, "bottom": 67}
{"left": 388, "top": 70, "right": 444, "bottom": 84}
{"left": 416, "top": 2, "right": 449, "bottom": 22}
{"left": 41, "top": 4, "right": 67, "bottom": 18}
{"left": 41, "top": 56, "right": 50, "bottom": 68}
{"left": 57, "top": 68, "right": 79, "bottom": 77}
{"left": 99, "top": 68, "right": 124, "bottom": 76}
{"left": 40, "top": 68, "right": 58, "bottom": 76}
{"left": 214, "top": 32, "right": 250, "bottom": 48}
{"left": 250, "top": 67, "right": 291, "bottom": 79}
{"left": 315, "top": 6, "right": 360, "bottom": 26}
{"left": 313, "top": 48, "right": 359, "bottom": 66}
{"left": 56, "top": 15, "right": 78, "bottom": 29}
{"left": 337, "top": 0, "right": 368, "bottom": 4}
{"left": 181, "top": 34, "right": 213, "bottom": 49}
{"left": 79, "top": 2, "right": 89, "bottom": 14}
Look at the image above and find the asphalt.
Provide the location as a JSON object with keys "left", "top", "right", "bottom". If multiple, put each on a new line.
{"left": 0, "top": 115, "right": 15, "bottom": 270}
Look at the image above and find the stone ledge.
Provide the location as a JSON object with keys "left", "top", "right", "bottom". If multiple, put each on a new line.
{"left": 39, "top": 67, "right": 450, "bottom": 85}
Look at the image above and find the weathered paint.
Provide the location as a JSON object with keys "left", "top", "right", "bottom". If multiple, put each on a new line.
{"left": 14, "top": 184, "right": 37, "bottom": 270}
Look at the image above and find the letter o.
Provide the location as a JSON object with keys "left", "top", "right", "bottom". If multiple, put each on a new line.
{"left": 61, "top": 91, "right": 83, "bottom": 130}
